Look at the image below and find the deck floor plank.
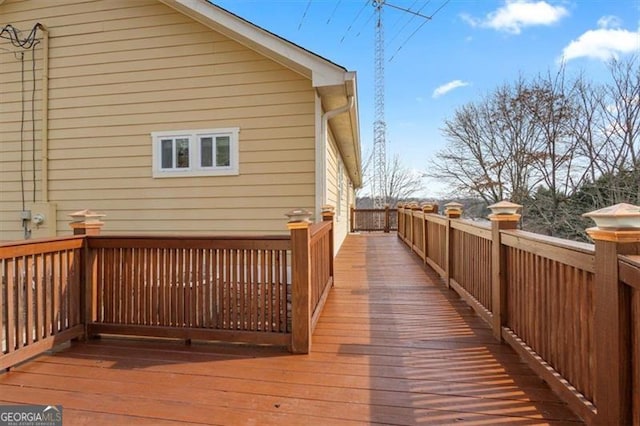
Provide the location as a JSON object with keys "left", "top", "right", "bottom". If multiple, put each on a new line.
{"left": 0, "top": 234, "right": 583, "bottom": 425}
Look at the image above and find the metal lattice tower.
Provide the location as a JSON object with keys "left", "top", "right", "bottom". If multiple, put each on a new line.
{"left": 372, "top": 0, "right": 387, "bottom": 209}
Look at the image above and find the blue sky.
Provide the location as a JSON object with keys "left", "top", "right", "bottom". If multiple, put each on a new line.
{"left": 213, "top": 0, "right": 640, "bottom": 197}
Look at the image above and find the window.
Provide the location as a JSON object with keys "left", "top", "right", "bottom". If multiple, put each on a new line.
{"left": 151, "top": 128, "right": 239, "bottom": 177}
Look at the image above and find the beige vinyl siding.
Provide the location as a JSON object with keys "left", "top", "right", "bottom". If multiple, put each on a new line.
{"left": 0, "top": 0, "right": 316, "bottom": 239}
{"left": 0, "top": 18, "right": 44, "bottom": 239}
{"left": 326, "top": 129, "right": 349, "bottom": 253}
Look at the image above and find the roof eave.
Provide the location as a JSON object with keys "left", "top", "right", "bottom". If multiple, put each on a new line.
{"left": 345, "top": 73, "right": 362, "bottom": 188}
{"left": 159, "top": 0, "right": 348, "bottom": 87}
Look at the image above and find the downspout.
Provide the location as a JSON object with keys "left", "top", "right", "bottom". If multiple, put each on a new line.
{"left": 39, "top": 24, "right": 49, "bottom": 202}
{"left": 318, "top": 95, "right": 354, "bottom": 219}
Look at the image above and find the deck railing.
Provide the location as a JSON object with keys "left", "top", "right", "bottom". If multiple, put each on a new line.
{"left": 397, "top": 203, "right": 639, "bottom": 425}
{"left": 308, "top": 221, "right": 333, "bottom": 331}
{"left": 85, "top": 236, "right": 292, "bottom": 346}
{"left": 0, "top": 236, "right": 85, "bottom": 370}
{"left": 350, "top": 207, "right": 397, "bottom": 232}
{"left": 1, "top": 212, "right": 335, "bottom": 370}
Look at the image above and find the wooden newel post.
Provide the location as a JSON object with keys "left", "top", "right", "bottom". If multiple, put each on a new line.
{"left": 397, "top": 203, "right": 404, "bottom": 239}
{"left": 350, "top": 206, "right": 355, "bottom": 233}
{"left": 444, "top": 202, "right": 464, "bottom": 289}
{"left": 286, "top": 208, "right": 313, "bottom": 354}
{"left": 409, "top": 203, "right": 420, "bottom": 252}
{"left": 321, "top": 205, "right": 335, "bottom": 282}
{"left": 422, "top": 203, "right": 436, "bottom": 264}
{"left": 584, "top": 203, "right": 640, "bottom": 425}
{"left": 487, "top": 201, "right": 522, "bottom": 341}
{"left": 69, "top": 209, "right": 105, "bottom": 341}
{"left": 384, "top": 204, "right": 390, "bottom": 233}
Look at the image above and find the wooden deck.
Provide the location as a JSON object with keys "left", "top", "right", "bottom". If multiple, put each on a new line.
{"left": 0, "top": 234, "right": 582, "bottom": 425}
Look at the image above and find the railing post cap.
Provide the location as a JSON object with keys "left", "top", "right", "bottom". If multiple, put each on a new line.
{"left": 488, "top": 200, "right": 523, "bottom": 215}
{"left": 321, "top": 205, "right": 335, "bottom": 221}
{"left": 583, "top": 203, "right": 640, "bottom": 242}
{"left": 444, "top": 202, "right": 463, "bottom": 218}
{"left": 68, "top": 208, "right": 105, "bottom": 235}
{"left": 489, "top": 213, "right": 522, "bottom": 222}
{"left": 321, "top": 204, "right": 335, "bottom": 214}
{"left": 69, "top": 208, "right": 105, "bottom": 223}
{"left": 444, "top": 201, "right": 464, "bottom": 209}
{"left": 285, "top": 208, "right": 313, "bottom": 228}
{"left": 487, "top": 201, "right": 522, "bottom": 222}
{"left": 585, "top": 227, "right": 640, "bottom": 243}
{"left": 421, "top": 202, "right": 436, "bottom": 213}
{"left": 583, "top": 203, "right": 640, "bottom": 229}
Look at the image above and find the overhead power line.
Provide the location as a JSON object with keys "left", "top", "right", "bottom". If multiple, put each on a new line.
{"left": 388, "top": 0, "right": 450, "bottom": 62}
{"left": 386, "top": 0, "right": 431, "bottom": 47}
{"left": 298, "top": 0, "right": 312, "bottom": 30}
{"left": 326, "top": 0, "right": 343, "bottom": 24}
{"left": 340, "top": 0, "right": 370, "bottom": 43}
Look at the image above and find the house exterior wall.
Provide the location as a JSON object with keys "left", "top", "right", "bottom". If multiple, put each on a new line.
{"left": 0, "top": 0, "right": 317, "bottom": 240}
{"left": 326, "top": 128, "right": 351, "bottom": 253}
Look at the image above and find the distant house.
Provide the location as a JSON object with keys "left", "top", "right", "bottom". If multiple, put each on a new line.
{"left": 0, "top": 0, "right": 361, "bottom": 251}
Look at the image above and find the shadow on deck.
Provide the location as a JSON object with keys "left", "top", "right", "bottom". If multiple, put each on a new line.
{"left": 0, "top": 233, "right": 582, "bottom": 425}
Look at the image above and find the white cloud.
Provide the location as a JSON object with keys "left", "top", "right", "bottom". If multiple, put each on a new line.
{"left": 462, "top": 1, "right": 569, "bottom": 34}
{"left": 432, "top": 80, "right": 470, "bottom": 98}
{"left": 561, "top": 17, "right": 640, "bottom": 62}
{"left": 597, "top": 15, "right": 623, "bottom": 30}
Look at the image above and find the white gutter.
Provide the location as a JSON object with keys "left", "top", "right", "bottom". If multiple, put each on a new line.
{"left": 316, "top": 95, "right": 355, "bottom": 220}
{"left": 325, "top": 95, "right": 355, "bottom": 122}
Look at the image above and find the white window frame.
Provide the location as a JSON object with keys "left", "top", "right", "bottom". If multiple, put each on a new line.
{"left": 151, "top": 127, "right": 239, "bottom": 178}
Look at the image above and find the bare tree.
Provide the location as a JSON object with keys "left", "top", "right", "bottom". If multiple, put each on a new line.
{"left": 385, "top": 154, "right": 423, "bottom": 207}
{"left": 357, "top": 153, "right": 422, "bottom": 207}
{"left": 427, "top": 77, "right": 543, "bottom": 205}
{"left": 427, "top": 56, "right": 639, "bottom": 241}
{"left": 600, "top": 55, "right": 640, "bottom": 202}
{"left": 355, "top": 147, "right": 373, "bottom": 200}
{"left": 517, "top": 67, "right": 585, "bottom": 235}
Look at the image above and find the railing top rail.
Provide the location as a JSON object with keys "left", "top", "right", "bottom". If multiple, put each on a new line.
{"left": 87, "top": 234, "right": 290, "bottom": 241}
{"left": 619, "top": 254, "right": 640, "bottom": 269}
{"left": 0, "top": 235, "right": 85, "bottom": 259}
{"left": 353, "top": 208, "right": 398, "bottom": 212}
{"left": 619, "top": 255, "right": 640, "bottom": 290}
{"left": 424, "top": 213, "right": 447, "bottom": 226}
{"left": 501, "top": 229, "right": 595, "bottom": 273}
{"left": 501, "top": 229, "right": 595, "bottom": 254}
{"left": 451, "top": 219, "right": 492, "bottom": 239}
{"left": 87, "top": 234, "right": 291, "bottom": 250}
{"left": 0, "top": 235, "right": 85, "bottom": 249}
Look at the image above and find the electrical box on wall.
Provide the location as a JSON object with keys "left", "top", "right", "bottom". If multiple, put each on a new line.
{"left": 26, "top": 202, "right": 57, "bottom": 239}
